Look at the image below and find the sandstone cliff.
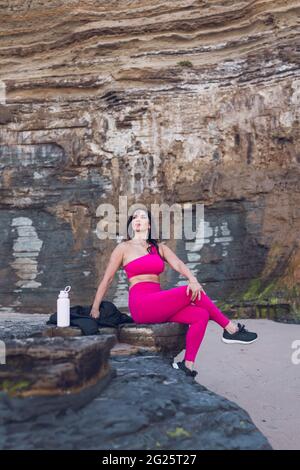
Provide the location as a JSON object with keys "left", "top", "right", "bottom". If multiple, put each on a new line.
{"left": 0, "top": 0, "right": 299, "bottom": 318}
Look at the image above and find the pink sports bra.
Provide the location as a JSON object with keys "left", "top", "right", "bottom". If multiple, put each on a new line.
{"left": 123, "top": 244, "right": 165, "bottom": 280}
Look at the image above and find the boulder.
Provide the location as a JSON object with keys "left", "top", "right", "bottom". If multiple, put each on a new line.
{"left": 0, "top": 335, "right": 117, "bottom": 422}
{"left": 40, "top": 325, "right": 118, "bottom": 338}
{"left": 0, "top": 312, "right": 190, "bottom": 359}
{"left": 118, "top": 322, "right": 188, "bottom": 357}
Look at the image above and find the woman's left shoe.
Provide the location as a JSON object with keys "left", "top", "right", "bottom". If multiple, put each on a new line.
{"left": 222, "top": 322, "right": 258, "bottom": 344}
{"left": 172, "top": 360, "right": 198, "bottom": 377}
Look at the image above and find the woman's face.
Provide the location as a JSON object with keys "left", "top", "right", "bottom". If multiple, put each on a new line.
{"left": 132, "top": 210, "right": 150, "bottom": 234}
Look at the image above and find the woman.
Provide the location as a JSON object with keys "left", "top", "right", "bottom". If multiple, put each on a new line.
{"left": 90, "top": 207, "right": 257, "bottom": 378}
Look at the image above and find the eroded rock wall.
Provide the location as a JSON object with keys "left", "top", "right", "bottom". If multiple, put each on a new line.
{"left": 0, "top": 0, "right": 299, "bottom": 315}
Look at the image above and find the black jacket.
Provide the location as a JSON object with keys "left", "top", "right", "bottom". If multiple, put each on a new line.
{"left": 47, "top": 300, "right": 134, "bottom": 335}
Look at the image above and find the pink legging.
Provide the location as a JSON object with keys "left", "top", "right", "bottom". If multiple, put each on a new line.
{"left": 128, "top": 281, "right": 230, "bottom": 362}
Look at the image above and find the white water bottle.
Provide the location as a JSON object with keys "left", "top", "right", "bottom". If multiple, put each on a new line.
{"left": 57, "top": 285, "right": 71, "bottom": 327}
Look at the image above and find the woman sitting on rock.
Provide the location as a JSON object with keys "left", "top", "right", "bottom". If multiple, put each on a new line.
{"left": 90, "top": 207, "right": 257, "bottom": 378}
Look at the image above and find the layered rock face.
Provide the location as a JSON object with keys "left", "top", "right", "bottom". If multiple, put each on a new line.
{"left": 0, "top": 0, "right": 299, "bottom": 316}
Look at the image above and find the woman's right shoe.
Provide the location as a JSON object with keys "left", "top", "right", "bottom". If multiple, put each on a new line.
{"left": 222, "top": 322, "right": 258, "bottom": 344}
{"left": 172, "top": 360, "right": 198, "bottom": 377}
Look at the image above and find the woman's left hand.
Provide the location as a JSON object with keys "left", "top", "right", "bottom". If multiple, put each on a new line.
{"left": 186, "top": 280, "right": 205, "bottom": 301}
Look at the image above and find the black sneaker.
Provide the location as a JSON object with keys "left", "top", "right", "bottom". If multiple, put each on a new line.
{"left": 172, "top": 360, "right": 198, "bottom": 377}
{"left": 222, "top": 322, "right": 258, "bottom": 344}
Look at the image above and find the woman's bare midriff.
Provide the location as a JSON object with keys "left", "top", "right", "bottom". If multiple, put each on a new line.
{"left": 129, "top": 274, "right": 160, "bottom": 290}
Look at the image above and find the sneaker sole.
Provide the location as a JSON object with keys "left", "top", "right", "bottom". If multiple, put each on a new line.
{"left": 222, "top": 337, "right": 258, "bottom": 344}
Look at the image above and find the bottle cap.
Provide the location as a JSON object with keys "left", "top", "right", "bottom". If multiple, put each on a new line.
{"left": 58, "top": 286, "right": 71, "bottom": 297}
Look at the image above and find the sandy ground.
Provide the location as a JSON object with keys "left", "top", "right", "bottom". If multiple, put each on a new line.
{"left": 174, "top": 319, "right": 300, "bottom": 450}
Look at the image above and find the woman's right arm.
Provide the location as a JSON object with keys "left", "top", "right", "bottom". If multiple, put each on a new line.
{"left": 90, "top": 243, "right": 125, "bottom": 319}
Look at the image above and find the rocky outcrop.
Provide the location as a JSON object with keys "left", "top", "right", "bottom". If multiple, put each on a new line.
{"left": 0, "top": 347, "right": 272, "bottom": 450}
{"left": 0, "top": 335, "right": 117, "bottom": 421}
{"left": 0, "top": 313, "right": 52, "bottom": 340}
{"left": 118, "top": 322, "right": 188, "bottom": 356}
{"left": 0, "top": 312, "right": 188, "bottom": 357}
{"left": 44, "top": 322, "right": 188, "bottom": 356}
{"left": 0, "top": 310, "right": 273, "bottom": 449}
{"left": 0, "top": 1, "right": 299, "bottom": 318}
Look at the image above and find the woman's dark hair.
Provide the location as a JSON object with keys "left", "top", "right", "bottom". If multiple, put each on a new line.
{"left": 126, "top": 208, "right": 165, "bottom": 261}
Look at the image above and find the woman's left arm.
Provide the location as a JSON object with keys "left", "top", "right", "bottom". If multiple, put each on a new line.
{"left": 160, "top": 243, "right": 199, "bottom": 283}
{"left": 160, "top": 243, "right": 205, "bottom": 300}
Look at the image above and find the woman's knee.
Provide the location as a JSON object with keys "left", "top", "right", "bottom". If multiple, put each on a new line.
{"left": 189, "top": 308, "right": 209, "bottom": 324}
{"left": 199, "top": 309, "right": 210, "bottom": 323}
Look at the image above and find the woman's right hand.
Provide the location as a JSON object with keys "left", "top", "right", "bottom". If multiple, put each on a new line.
{"left": 186, "top": 280, "right": 205, "bottom": 301}
{"left": 90, "top": 307, "right": 100, "bottom": 319}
